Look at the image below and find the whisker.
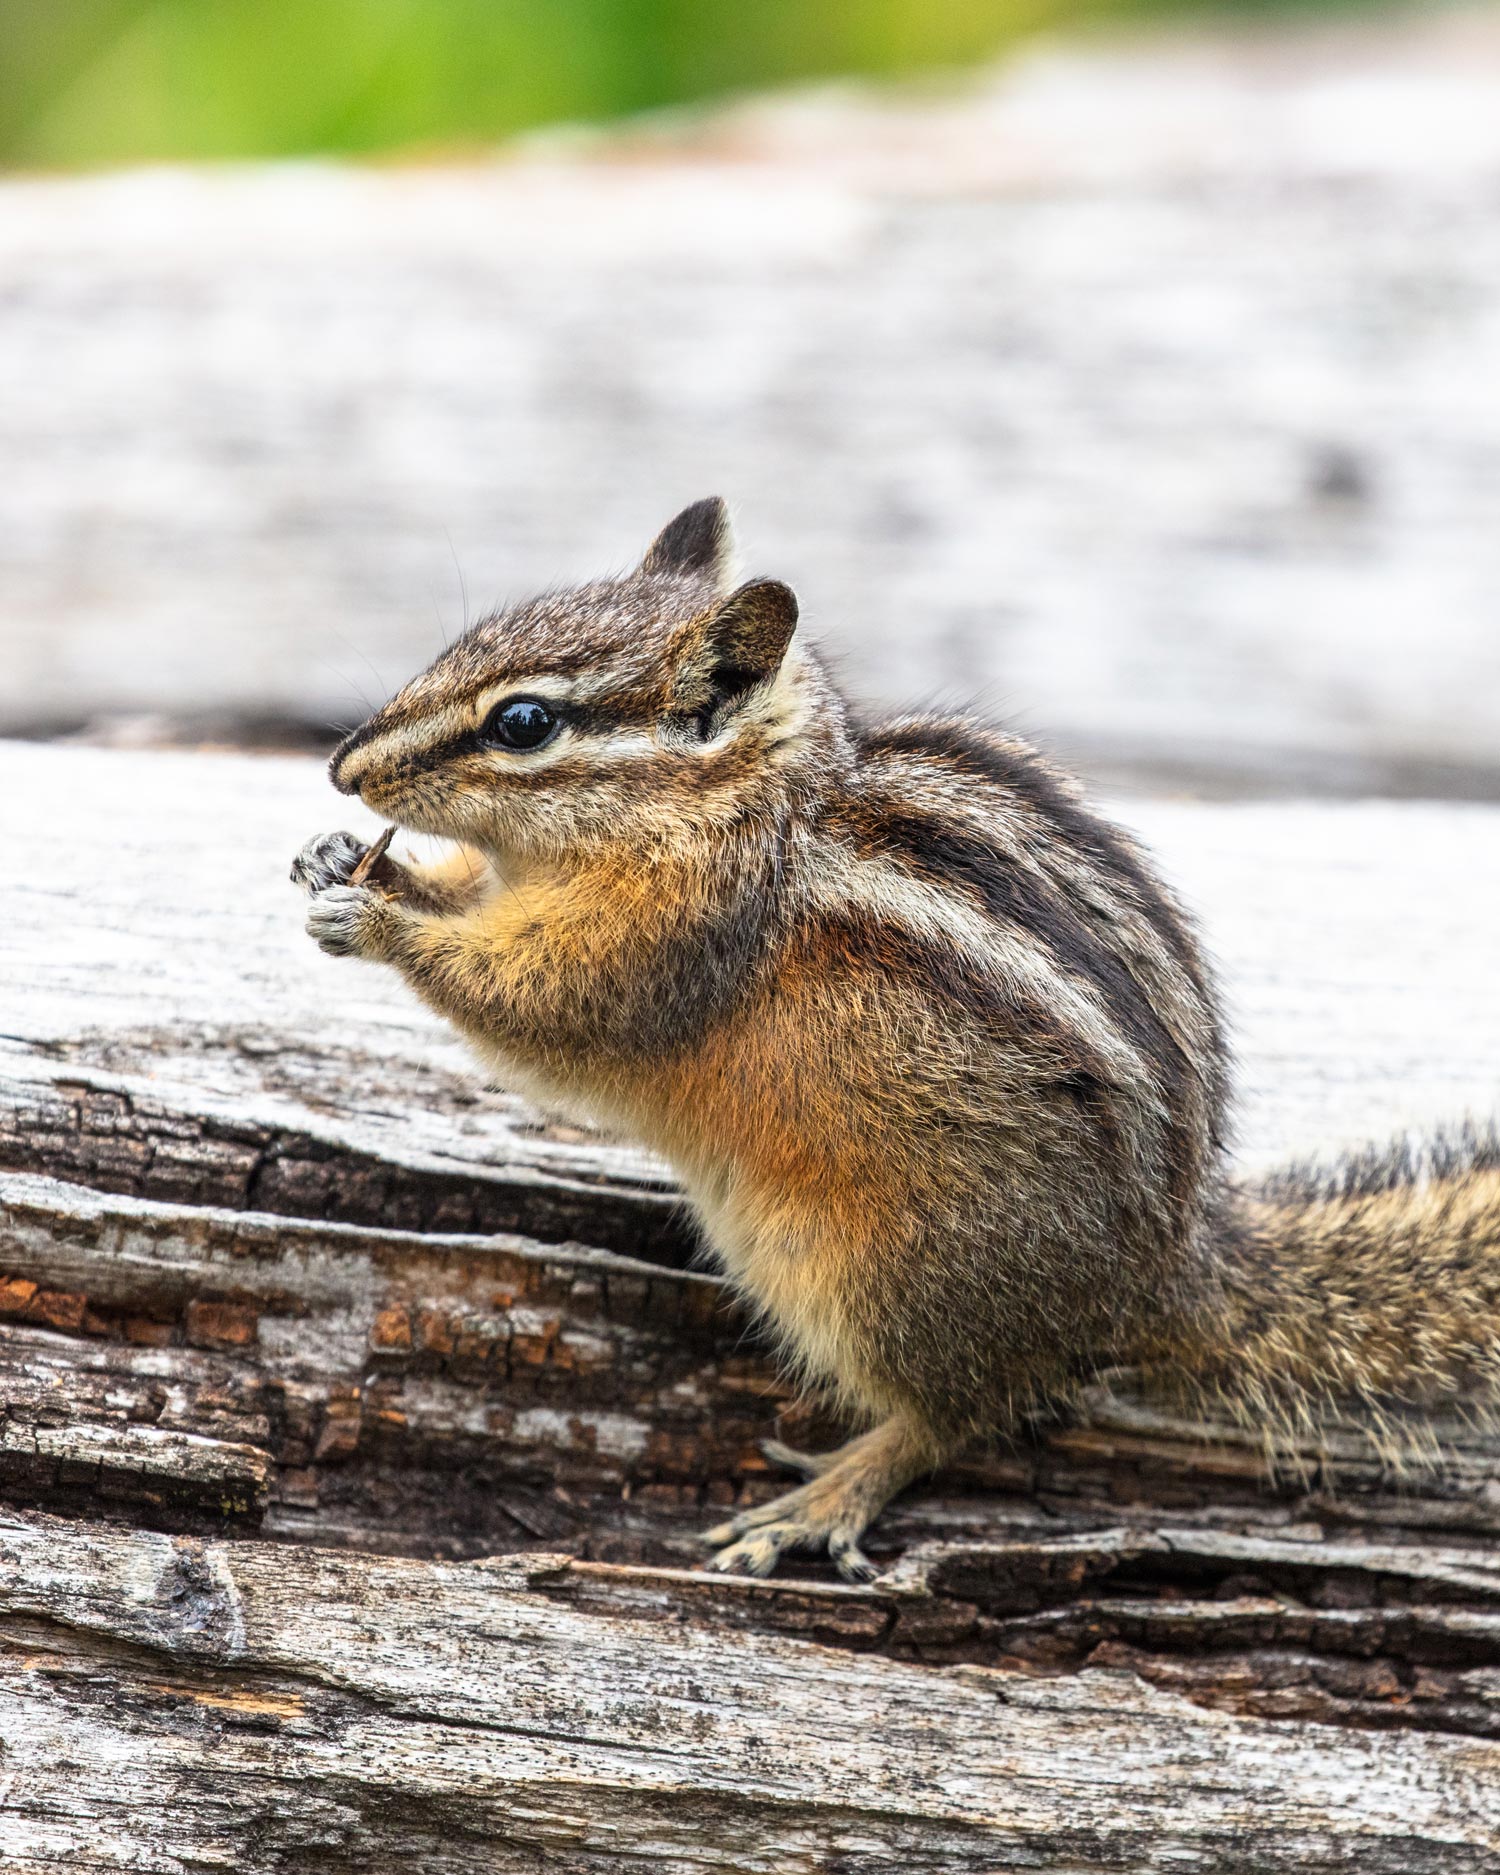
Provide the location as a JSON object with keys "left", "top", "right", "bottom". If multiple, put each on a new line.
{"left": 428, "top": 582, "right": 452, "bottom": 650}
{"left": 312, "top": 658, "right": 377, "bottom": 722}
{"left": 325, "top": 629, "right": 392, "bottom": 710}
{"left": 444, "top": 528, "right": 471, "bottom": 634}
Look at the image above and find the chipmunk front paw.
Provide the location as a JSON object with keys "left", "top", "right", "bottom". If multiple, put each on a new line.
{"left": 305, "top": 884, "right": 390, "bottom": 960}
{"left": 291, "top": 830, "right": 367, "bottom": 895}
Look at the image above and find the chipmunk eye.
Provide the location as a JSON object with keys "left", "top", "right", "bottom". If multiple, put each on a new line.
{"left": 481, "top": 697, "right": 558, "bottom": 752}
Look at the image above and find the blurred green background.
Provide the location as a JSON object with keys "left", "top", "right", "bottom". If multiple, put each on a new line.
{"left": 2, "top": 0, "right": 1346, "bottom": 169}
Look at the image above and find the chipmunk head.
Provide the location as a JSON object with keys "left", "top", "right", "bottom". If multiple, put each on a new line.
{"left": 330, "top": 499, "right": 843, "bottom": 861}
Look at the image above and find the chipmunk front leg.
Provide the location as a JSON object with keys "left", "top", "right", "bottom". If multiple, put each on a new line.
{"left": 705, "top": 1411, "right": 948, "bottom": 1583}
{"left": 298, "top": 878, "right": 485, "bottom": 988}
{"left": 294, "top": 829, "right": 420, "bottom": 963}
{"left": 299, "top": 884, "right": 547, "bottom": 1066}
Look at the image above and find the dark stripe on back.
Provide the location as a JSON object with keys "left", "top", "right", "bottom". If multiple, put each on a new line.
{"left": 856, "top": 803, "right": 1196, "bottom": 1123}
{"left": 791, "top": 906, "right": 1134, "bottom": 1170}
{"left": 863, "top": 720, "right": 1217, "bottom": 1015}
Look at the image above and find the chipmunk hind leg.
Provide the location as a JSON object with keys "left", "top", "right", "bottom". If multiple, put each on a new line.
{"left": 704, "top": 1411, "right": 948, "bottom": 1583}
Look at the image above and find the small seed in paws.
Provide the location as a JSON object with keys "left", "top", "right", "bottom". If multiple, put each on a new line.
{"left": 348, "top": 825, "right": 395, "bottom": 888}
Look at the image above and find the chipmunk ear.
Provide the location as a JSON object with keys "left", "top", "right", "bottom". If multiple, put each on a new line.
{"left": 641, "top": 496, "right": 735, "bottom": 588}
{"left": 673, "top": 578, "right": 799, "bottom": 721}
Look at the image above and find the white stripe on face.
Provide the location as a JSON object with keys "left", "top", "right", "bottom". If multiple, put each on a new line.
{"left": 468, "top": 673, "right": 594, "bottom": 718}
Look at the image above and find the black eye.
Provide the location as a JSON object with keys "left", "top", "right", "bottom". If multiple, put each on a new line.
{"left": 481, "top": 697, "right": 558, "bottom": 752}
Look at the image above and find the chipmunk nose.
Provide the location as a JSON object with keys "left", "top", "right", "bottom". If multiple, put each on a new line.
{"left": 328, "top": 730, "right": 367, "bottom": 796}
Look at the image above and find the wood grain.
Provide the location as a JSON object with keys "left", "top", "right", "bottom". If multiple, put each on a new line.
{"left": 3, "top": 1512, "right": 1500, "bottom": 1873}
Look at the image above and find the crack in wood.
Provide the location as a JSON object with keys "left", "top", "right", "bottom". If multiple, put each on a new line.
{"left": 0, "top": 1067, "right": 697, "bottom": 1266}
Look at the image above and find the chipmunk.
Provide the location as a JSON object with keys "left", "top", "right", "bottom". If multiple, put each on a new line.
{"left": 293, "top": 497, "right": 1500, "bottom": 1580}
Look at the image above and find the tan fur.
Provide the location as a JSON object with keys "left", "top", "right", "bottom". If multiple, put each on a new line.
{"left": 296, "top": 498, "right": 1500, "bottom": 1579}
{"left": 385, "top": 842, "right": 498, "bottom": 916}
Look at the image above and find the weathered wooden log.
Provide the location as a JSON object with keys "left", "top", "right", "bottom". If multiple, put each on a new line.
{"left": 3, "top": 737, "right": 1500, "bottom": 1864}
{"left": 4, "top": 1511, "right": 1500, "bottom": 1874}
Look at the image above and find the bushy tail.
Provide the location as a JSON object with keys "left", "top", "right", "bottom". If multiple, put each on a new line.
{"left": 1164, "top": 1122, "right": 1500, "bottom": 1458}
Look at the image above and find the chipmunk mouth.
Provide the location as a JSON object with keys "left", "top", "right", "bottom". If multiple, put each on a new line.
{"left": 359, "top": 788, "right": 460, "bottom": 845}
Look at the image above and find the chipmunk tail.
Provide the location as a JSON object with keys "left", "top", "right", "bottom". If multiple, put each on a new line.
{"left": 1151, "top": 1122, "right": 1500, "bottom": 1468}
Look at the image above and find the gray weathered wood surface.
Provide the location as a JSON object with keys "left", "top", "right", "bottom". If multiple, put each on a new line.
{"left": 4, "top": 7, "right": 1500, "bottom": 793}
{"left": 4, "top": 1513, "right": 1500, "bottom": 1873}
{"left": 5, "top": 739, "right": 1496, "bottom": 1180}
{"left": 3, "top": 738, "right": 1500, "bottom": 1864}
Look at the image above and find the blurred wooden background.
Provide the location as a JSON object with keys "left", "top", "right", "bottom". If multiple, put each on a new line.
{"left": 4, "top": 5, "right": 1500, "bottom": 796}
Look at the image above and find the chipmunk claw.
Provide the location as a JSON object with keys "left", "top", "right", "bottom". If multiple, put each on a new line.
{"left": 828, "top": 1535, "right": 879, "bottom": 1584}
{"left": 706, "top": 1530, "right": 788, "bottom": 1577}
{"left": 291, "top": 830, "right": 366, "bottom": 895}
{"left": 701, "top": 1482, "right": 882, "bottom": 1583}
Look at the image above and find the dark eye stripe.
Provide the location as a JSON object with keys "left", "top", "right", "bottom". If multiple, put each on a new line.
{"left": 402, "top": 698, "right": 653, "bottom": 775}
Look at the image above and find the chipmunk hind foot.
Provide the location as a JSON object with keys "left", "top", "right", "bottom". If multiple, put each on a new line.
{"left": 703, "top": 1412, "right": 946, "bottom": 1583}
